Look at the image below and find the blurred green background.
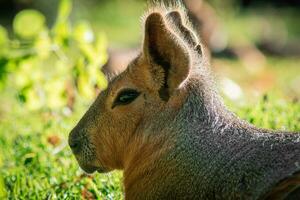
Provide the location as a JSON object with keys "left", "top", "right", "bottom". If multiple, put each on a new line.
{"left": 0, "top": 0, "right": 299, "bottom": 199}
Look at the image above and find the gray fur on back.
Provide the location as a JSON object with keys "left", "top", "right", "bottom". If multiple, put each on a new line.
{"left": 152, "top": 75, "right": 300, "bottom": 199}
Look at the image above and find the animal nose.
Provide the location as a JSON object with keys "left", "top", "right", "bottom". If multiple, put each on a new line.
{"left": 69, "top": 138, "right": 81, "bottom": 154}
{"left": 68, "top": 130, "right": 82, "bottom": 154}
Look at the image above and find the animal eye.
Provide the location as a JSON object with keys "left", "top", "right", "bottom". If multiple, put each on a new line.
{"left": 112, "top": 89, "right": 140, "bottom": 108}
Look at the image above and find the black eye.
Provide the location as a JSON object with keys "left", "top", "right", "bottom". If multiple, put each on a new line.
{"left": 112, "top": 89, "right": 140, "bottom": 108}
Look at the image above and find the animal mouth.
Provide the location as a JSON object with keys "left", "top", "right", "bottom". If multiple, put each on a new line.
{"left": 97, "top": 167, "right": 109, "bottom": 173}
{"left": 79, "top": 164, "right": 98, "bottom": 174}
{"left": 79, "top": 163, "right": 109, "bottom": 174}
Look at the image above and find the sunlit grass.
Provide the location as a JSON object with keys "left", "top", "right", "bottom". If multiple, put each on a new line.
{"left": 0, "top": 97, "right": 123, "bottom": 199}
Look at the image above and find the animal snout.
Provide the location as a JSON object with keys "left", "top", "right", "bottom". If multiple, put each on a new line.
{"left": 69, "top": 137, "right": 81, "bottom": 154}
{"left": 68, "top": 129, "right": 85, "bottom": 154}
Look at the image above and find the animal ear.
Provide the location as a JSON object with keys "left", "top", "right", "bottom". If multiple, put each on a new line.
{"left": 143, "top": 12, "right": 191, "bottom": 101}
{"left": 166, "top": 11, "right": 203, "bottom": 55}
{"left": 166, "top": 11, "right": 197, "bottom": 46}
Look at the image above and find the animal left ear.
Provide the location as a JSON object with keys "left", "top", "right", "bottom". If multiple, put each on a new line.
{"left": 143, "top": 12, "right": 191, "bottom": 101}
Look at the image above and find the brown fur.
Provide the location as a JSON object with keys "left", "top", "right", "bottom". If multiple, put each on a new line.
{"left": 69, "top": 4, "right": 300, "bottom": 199}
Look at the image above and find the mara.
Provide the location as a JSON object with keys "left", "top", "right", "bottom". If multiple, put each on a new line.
{"left": 69, "top": 5, "right": 300, "bottom": 200}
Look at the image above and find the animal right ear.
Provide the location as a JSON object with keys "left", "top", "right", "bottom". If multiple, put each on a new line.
{"left": 166, "top": 10, "right": 202, "bottom": 55}
{"left": 166, "top": 11, "right": 197, "bottom": 46}
{"left": 142, "top": 12, "right": 191, "bottom": 101}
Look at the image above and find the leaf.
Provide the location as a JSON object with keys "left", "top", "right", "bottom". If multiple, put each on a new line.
{"left": 13, "top": 10, "right": 46, "bottom": 39}
{"left": 78, "top": 43, "right": 95, "bottom": 62}
{"left": 96, "top": 71, "right": 108, "bottom": 90}
{"left": 95, "top": 32, "right": 108, "bottom": 67}
{"left": 86, "top": 63, "right": 107, "bottom": 90}
{"left": 78, "top": 73, "right": 94, "bottom": 99}
{"left": 34, "top": 31, "right": 51, "bottom": 58}
{"left": 0, "top": 26, "right": 8, "bottom": 56}
{"left": 3, "top": 0, "right": 108, "bottom": 111}
{"left": 52, "top": 21, "right": 71, "bottom": 46}
{"left": 44, "top": 78, "right": 66, "bottom": 109}
{"left": 0, "top": 26, "right": 8, "bottom": 46}
{"left": 15, "top": 58, "right": 38, "bottom": 87}
{"left": 57, "top": 0, "right": 72, "bottom": 22}
{"left": 73, "top": 21, "right": 94, "bottom": 44}
{"left": 52, "top": 0, "right": 72, "bottom": 46}
{"left": 26, "top": 89, "right": 44, "bottom": 110}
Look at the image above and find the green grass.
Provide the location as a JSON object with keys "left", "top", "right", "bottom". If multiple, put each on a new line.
{"left": 0, "top": 99, "right": 123, "bottom": 199}
{"left": 0, "top": 57, "right": 299, "bottom": 199}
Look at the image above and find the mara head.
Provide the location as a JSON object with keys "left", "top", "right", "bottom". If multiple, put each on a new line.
{"left": 68, "top": 6, "right": 208, "bottom": 173}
